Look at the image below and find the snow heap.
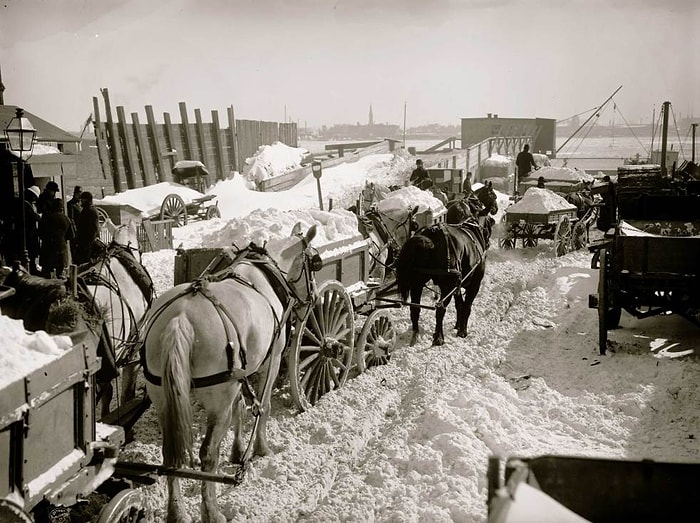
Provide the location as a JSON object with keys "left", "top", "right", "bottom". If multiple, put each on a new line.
{"left": 507, "top": 187, "right": 576, "bottom": 214}
{"left": 526, "top": 166, "right": 594, "bottom": 183}
{"left": 0, "top": 311, "right": 73, "bottom": 389}
{"left": 532, "top": 152, "right": 551, "bottom": 167}
{"left": 96, "top": 182, "right": 205, "bottom": 216}
{"left": 376, "top": 185, "right": 446, "bottom": 215}
{"left": 200, "top": 207, "right": 361, "bottom": 258}
{"left": 243, "top": 141, "right": 309, "bottom": 184}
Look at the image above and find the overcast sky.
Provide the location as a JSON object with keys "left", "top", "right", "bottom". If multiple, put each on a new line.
{"left": 1, "top": 0, "right": 697, "bottom": 132}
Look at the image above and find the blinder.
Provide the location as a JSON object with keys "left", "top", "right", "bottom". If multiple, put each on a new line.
{"left": 309, "top": 252, "right": 323, "bottom": 272}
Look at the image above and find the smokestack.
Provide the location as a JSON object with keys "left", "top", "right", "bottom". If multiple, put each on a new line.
{"left": 487, "top": 113, "right": 492, "bottom": 118}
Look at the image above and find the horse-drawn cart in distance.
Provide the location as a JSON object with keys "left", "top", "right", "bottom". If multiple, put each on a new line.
{"left": 160, "top": 160, "right": 221, "bottom": 226}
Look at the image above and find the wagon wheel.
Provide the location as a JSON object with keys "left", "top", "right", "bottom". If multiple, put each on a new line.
{"left": 96, "top": 488, "right": 147, "bottom": 522}
{"left": 356, "top": 309, "right": 396, "bottom": 373}
{"left": 498, "top": 223, "right": 516, "bottom": 250}
{"left": 522, "top": 223, "right": 538, "bottom": 248}
{"left": 597, "top": 248, "right": 622, "bottom": 355}
{"left": 205, "top": 204, "right": 221, "bottom": 220}
{"left": 160, "top": 193, "right": 188, "bottom": 227}
{"left": 571, "top": 219, "right": 588, "bottom": 251}
{"left": 554, "top": 215, "right": 571, "bottom": 256}
{"left": 288, "top": 280, "right": 355, "bottom": 411}
{"left": 0, "top": 498, "right": 32, "bottom": 523}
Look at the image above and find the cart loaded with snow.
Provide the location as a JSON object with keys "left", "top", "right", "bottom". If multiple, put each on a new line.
{"left": 499, "top": 166, "right": 599, "bottom": 255}
{"left": 172, "top": 202, "right": 446, "bottom": 410}
{"left": 588, "top": 163, "right": 700, "bottom": 354}
{"left": 0, "top": 289, "right": 146, "bottom": 522}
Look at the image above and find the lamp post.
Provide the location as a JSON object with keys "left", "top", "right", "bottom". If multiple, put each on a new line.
{"left": 4, "top": 107, "right": 37, "bottom": 270}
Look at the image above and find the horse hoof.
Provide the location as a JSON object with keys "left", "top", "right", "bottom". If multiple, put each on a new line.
{"left": 410, "top": 333, "right": 418, "bottom": 346}
{"left": 432, "top": 337, "right": 444, "bottom": 346}
{"left": 457, "top": 330, "right": 468, "bottom": 338}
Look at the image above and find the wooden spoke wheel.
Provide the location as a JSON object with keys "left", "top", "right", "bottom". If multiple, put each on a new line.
{"left": 160, "top": 193, "right": 188, "bottom": 227}
{"left": 289, "top": 280, "right": 355, "bottom": 411}
{"left": 522, "top": 223, "right": 538, "bottom": 248}
{"left": 356, "top": 309, "right": 396, "bottom": 373}
{"left": 499, "top": 224, "right": 516, "bottom": 250}
{"left": 0, "top": 499, "right": 32, "bottom": 523}
{"left": 205, "top": 204, "right": 221, "bottom": 220}
{"left": 571, "top": 219, "right": 588, "bottom": 251}
{"left": 554, "top": 215, "right": 571, "bottom": 257}
{"left": 597, "top": 248, "right": 622, "bottom": 355}
{"left": 96, "top": 489, "right": 147, "bottom": 523}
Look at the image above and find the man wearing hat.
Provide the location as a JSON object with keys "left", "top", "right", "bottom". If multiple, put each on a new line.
{"left": 37, "top": 180, "right": 59, "bottom": 215}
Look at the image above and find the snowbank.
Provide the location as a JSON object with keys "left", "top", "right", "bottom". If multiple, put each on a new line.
{"left": 526, "top": 166, "right": 594, "bottom": 183}
{"left": 376, "top": 185, "right": 446, "bottom": 215}
{"left": 243, "top": 141, "right": 309, "bottom": 184}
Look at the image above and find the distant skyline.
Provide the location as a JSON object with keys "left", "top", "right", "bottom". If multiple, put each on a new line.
{"left": 1, "top": 0, "right": 697, "bottom": 133}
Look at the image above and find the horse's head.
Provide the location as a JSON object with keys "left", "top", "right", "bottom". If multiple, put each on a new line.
{"left": 112, "top": 220, "right": 141, "bottom": 262}
{"left": 280, "top": 223, "right": 322, "bottom": 301}
{"left": 476, "top": 182, "right": 499, "bottom": 216}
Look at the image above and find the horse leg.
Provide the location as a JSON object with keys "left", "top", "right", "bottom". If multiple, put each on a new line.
{"left": 199, "top": 385, "right": 235, "bottom": 523}
{"left": 120, "top": 362, "right": 139, "bottom": 403}
{"left": 409, "top": 286, "right": 423, "bottom": 346}
{"left": 459, "top": 274, "right": 485, "bottom": 338}
{"left": 455, "top": 290, "right": 468, "bottom": 338}
{"left": 147, "top": 384, "right": 191, "bottom": 523}
{"left": 253, "top": 345, "right": 283, "bottom": 457}
{"left": 229, "top": 395, "right": 245, "bottom": 465}
{"left": 433, "top": 295, "right": 450, "bottom": 346}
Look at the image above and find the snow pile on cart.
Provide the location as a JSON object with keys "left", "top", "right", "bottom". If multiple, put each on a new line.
{"left": 200, "top": 207, "right": 362, "bottom": 255}
{"left": 96, "top": 182, "right": 205, "bottom": 217}
{"left": 243, "top": 141, "right": 309, "bottom": 184}
{"left": 376, "top": 185, "right": 446, "bottom": 215}
{"left": 0, "top": 312, "right": 72, "bottom": 387}
{"left": 507, "top": 187, "right": 577, "bottom": 215}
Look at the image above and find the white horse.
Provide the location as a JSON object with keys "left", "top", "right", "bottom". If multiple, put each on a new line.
{"left": 80, "top": 218, "right": 154, "bottom": 417}
{"left": 142, "top": 224, "right": 318, "bottom": 523}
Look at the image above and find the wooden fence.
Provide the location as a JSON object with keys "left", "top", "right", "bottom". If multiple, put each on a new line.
{"left": 93, "top": 88, "right": 298, "bottom": 193}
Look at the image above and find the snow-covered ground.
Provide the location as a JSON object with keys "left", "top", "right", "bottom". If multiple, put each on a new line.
{"left": 121, "top": 147, "right": 700, "bottom": 522}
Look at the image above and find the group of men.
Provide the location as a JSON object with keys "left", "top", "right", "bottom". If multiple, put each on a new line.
{"left": 0, "top": 182, "right": 100, "bottom": 278}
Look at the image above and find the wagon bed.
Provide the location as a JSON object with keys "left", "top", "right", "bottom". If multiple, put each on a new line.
{"left": 589, "top": 164, "right": 700, "bottom": 353}
{"left": 0, "top": 326, "right": 133, "bottom": 520}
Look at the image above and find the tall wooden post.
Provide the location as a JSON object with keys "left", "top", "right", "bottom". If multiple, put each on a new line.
{"left": 101, "top": 88, "right": 124, "bottom": 192}
{"left": 145, "top": 105, "right": 166, "bottom": 183}
{"left": 179, "top": 102, "right": 194, "bottom": 160}
{"left": 116, "top": 106, "right": 138, "bottom": 189}
{"left": 227, "top": 106, "right": 239, "bottom": 173}
{"left": 92, "top": 96, "right": 111, "bottom": 182}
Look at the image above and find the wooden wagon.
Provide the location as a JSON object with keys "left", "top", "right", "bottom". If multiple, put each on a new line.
{"left": 0, "top": 300, "right": 147, "bottom": 522}
{"left": 160, "top": 161, "right": 222, "bottom": 226}
{"left": 487, "top": 454, "right": 700, "bottom": 522}
{"left": 588, "top": 164, "right": 700, "bottom": 354}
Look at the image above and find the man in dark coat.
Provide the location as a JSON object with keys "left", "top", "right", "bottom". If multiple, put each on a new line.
{"left": 66, "top": 185, "right": 82, "bottom": 260}
{"left": 37, "top": 180, "right": 59, "bottom": 215}
{"left": 516, "top": 144, "right": 538, "bottom": 189}
{"left": 38, "top": 198, "right": 73, "bottom": 278}
{"left": 410, "top": 159, "right": 433, "bottom": 190}
{"left": 75, "top": 191, "right": 100, "bottom": 264}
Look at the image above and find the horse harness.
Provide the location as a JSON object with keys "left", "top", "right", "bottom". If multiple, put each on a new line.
{"left": 78, "top": 242, "right": 155, "bottom": 370}
{"left": 140, "top": 245, "right": 305, "bottom": 390}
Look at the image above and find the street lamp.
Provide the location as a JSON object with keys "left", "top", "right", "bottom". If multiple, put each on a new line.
{"left": 4, "top": 107, "right": 37, "bottom": 270}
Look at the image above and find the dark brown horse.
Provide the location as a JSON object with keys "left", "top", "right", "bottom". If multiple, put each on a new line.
{"left": 396, "top": 216, "right": 495, "bottom": 346}
{"left": 446, "top": 181, "right": 499, "bottom": 224}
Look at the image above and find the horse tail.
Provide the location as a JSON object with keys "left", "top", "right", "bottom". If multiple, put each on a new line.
{"left": 160, "top": 312, "right": 194, "bottom": 468}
